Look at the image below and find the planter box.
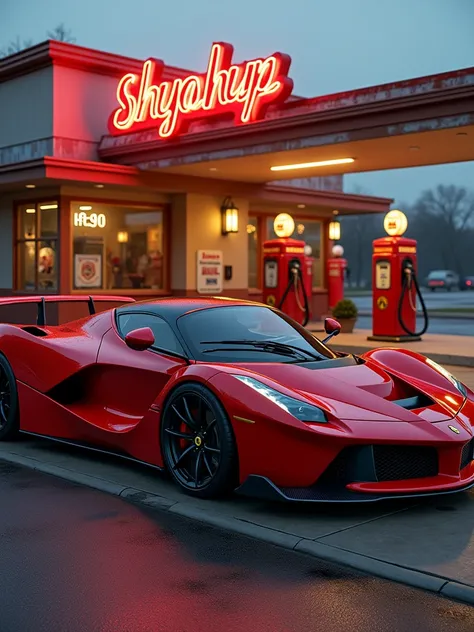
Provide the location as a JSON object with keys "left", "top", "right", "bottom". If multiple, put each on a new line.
{"left": 339, "top": 317, "right": 357, "bottom": 333}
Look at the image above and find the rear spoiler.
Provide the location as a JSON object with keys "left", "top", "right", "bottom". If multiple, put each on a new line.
{"left": 0, "top": 295, "right": 135, "bottom": 326}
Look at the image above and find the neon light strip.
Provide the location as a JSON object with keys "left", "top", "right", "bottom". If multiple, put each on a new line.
{"left": 270, "top": 158, "right": 355, "bottom": 171}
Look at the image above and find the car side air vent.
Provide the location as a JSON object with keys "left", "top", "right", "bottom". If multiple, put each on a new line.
{"left": 21, "top": 326, "right": 49, "bottom": 337}
{"left": 392, "top": 393, "right": 433, "bottom": 410}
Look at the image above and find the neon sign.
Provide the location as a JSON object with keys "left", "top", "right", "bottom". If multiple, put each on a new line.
{"left": 108, "top": 42, "right": 293, "bottom": 139}
{"left": 74, "top": 212, "right": 107, "bottom": 228}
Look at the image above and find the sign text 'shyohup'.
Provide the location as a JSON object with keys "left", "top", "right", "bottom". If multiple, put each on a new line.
{"left": 108, "top": 42, "right": 293, "bottom": 139}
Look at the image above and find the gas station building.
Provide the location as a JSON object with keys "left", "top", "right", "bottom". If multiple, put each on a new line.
{"left": 0, "top": 40, "right": 473, "bottom": 324}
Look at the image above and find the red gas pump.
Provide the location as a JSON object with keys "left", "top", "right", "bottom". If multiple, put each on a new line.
{"left": 327, "top": 245, "right": 347, "bottom": 309}
{"left": 262, "top": 237, "right": 311, "bottom": 325}
{"left": 304, "top": 248, "right": 314, "bottom": 313}
{"left": 368, "top": 210, "right": 429, "bottom": 342}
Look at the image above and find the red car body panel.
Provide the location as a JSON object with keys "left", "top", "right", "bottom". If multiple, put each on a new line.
{"left": 0, "top": 294, "right": 473, "bottom": 502}
{"left": 205, "top": 370, "right": 474, "bottom": 490}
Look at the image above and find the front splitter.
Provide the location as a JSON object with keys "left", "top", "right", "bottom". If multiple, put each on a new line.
{"left": 236, "top": 474, "right": 474, "bottom": 503}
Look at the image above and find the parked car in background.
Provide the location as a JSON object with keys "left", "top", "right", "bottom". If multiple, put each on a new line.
{"left": 460, "top": 275, "right": 474, "bottom": 291}
{"left": 426, "top": 270, "right": 460, "bottom": 291}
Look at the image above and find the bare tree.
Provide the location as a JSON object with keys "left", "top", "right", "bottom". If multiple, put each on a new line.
{"left": 414, "top": 184, "right": 474, "bottom": 231}
{"left": 0, "top": 36, "right": 33, "bottom": 57}
{"left": 1, "top": 24, "right": 75, "bottom": 58}
{"left": 47, "top": 24, "right": 75, "bottom": 43}
{"left": 340, "top": 184, "right": 383, "bottom": 287}
{"left": 408, "top": 184, "right": 474, "bottom": 278}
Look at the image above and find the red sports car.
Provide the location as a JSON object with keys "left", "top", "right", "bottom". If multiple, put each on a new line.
{"left": 0, "top": 294, "right": 473, "bottom": 503}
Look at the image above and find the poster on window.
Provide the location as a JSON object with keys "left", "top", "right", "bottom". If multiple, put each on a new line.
{"left": 196, "top": 250, "right": 223, "bottom": 294}
{"left": 74, "top": 254, "right": 102, "bottom": 289}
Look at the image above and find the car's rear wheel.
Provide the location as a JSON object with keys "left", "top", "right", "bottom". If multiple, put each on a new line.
{"left": 0, "top": 354, "right": 19, "bottom": 441}
{"left": 161, "top": 383, "right": 238, "bottom": 499}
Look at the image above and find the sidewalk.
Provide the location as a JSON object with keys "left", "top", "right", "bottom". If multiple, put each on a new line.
{"left": 308, "top": 324, "right": 474, "bottom": 368}
{"left": 1, "top": 430, "right": 474, "bottom": 605}
{"left": 356, "top": 310, "right": 474, "bottom": 320}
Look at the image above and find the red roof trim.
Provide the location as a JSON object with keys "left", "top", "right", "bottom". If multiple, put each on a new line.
{"left": 43, "top": 156, "right": 137, "bottom": 175}
{"left": 99, "top": 77, "right": 474, "bottom": 160}
{"left": 0, "top": 40, "right": 195, "bottom": 83}
{"left": 2, "top": 157, "right": 391, "bottom": 212}
{"left": 264, "top": 184, "right": 392, "bottom": 209}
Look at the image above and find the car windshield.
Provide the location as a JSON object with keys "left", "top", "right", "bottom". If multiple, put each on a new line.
{"left": 177, "top": 305, "right": 337, "bottom": 363}
{"left": 428, "top": 271, "right": 449, "bottom": 279}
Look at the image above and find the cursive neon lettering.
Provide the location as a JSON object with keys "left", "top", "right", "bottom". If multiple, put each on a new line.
{"left": 108, "top": 42, "right": 293, "bottom": 139}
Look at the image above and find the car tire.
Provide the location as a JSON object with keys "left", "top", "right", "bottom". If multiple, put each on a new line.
{"left": 161, "top": 382, "right": 238, "bottom": 499}
{"left": 0, "top": 354, "right": 19, "bottom": 441}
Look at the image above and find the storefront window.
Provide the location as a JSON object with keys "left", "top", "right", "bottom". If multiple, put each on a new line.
{"left": 247, "top": 217, "right": 258, "bottom": 288}
{"left": 267, "top": 217, "right": 322, "bottom": 287}
{"left": 72, "top": 202, "right": 165, "bottom": 291}
{"left": 16, "top": 202, "right": 59, "bottom": 291}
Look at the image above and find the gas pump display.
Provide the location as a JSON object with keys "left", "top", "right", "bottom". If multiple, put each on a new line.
{"left": 264, "top": 259, "right": 278, "bottom": 288}
{"left": 369, "top": 210, "right": 428, "bottom": 342}
{"left": 375, "top": 260, "right": 391, "bottom": 290}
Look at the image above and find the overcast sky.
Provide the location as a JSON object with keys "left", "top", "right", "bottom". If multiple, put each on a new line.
{"left": 2, "top": 0, "right": 473, "bottom": 205}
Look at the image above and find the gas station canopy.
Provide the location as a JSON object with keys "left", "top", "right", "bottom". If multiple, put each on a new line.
{"left": 99, "top": 46, "right": 474, "bottom": 183}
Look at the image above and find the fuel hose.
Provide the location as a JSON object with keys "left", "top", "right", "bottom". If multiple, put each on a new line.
{"left": 398, "top": 270, "right": 429, "bottom": 337}
{"left": 278, "top": 267, "right": 310, "bottom": 327}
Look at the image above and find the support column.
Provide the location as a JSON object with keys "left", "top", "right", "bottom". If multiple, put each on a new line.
{"left": 0, "top": 196, "right": 13, "bottom": 292}
{"left": 169, "top": 192, "right": 249, "bottom": 298}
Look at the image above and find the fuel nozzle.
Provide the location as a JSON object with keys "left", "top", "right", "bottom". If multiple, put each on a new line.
{"left": 290, "top": 261, "right": 300, "bottom": 277}
{"left": 403, "top": 260, "right": 414, "bottom": 279}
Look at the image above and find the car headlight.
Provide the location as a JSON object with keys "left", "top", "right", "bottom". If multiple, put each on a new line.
{"left": 425, "top": 359, "right": 467, "bottom": 397}
{"left": 233, "top": 375, "right": 327, "bottom": 423}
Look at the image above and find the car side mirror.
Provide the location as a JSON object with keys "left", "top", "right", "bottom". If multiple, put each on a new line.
{"left": 124, "top": 327, "right": 155, "bottom": 351}
{"left": 322, "top": 318, "right": 341, "bottom": 344}
{"left": 324, "top": 318, "right": 341, "bottom": 335}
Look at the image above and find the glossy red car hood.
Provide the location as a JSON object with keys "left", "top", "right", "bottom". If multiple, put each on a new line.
{"left": 231, "top": 359, "right": 464, "bottom": 422}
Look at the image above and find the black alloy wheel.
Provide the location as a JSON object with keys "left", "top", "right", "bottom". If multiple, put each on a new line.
{"left": 161, "top": 383, "right": 238, "bottom": 499}
{"left": 0, "top": 354, "right": 19, "bottom": 441}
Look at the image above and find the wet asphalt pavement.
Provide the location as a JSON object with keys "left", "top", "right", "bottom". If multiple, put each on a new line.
{"left": 1, "top": 462, "right": 474, "bottom": 632}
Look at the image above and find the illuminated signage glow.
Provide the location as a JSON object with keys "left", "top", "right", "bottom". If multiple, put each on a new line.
{"left": 273, "top": 213, "right": 295, "bottom": 238}
{"left": 384, "top": 209, "right": 408, "bottom": 237}
{"left": 108, "top": 42, "right": 293, "bottom": 139}
{"left": 74, "top": 212, "right": 107, "bottom": 228}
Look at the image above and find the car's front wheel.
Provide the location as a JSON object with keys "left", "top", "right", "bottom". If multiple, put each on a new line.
{"left": 0, "top": 354, "right": 19, "bottom": 441}
{"left": 161, "top": 383, "right": 238, "bottom": 499}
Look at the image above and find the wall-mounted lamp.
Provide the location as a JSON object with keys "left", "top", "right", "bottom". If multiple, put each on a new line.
{"left": 328, "top": 220, "right": 341, "bottom": 241}
{"left": 221, "top": 197, "right": 239, "bottom": 235}
{"left": 117, "top": 231, "right": 129, "bottom": 243}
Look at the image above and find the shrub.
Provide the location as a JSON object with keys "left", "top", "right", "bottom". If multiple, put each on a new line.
{"left": 332, "top": 298, "right": 358, "bottom": 320}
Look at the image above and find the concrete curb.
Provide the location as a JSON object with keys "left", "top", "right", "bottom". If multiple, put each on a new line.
{"left": 295, "top": 540, "right": 446, "bottom": 593}
{"left": 1, "top": 449, "right": 473, "bottom": 607}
